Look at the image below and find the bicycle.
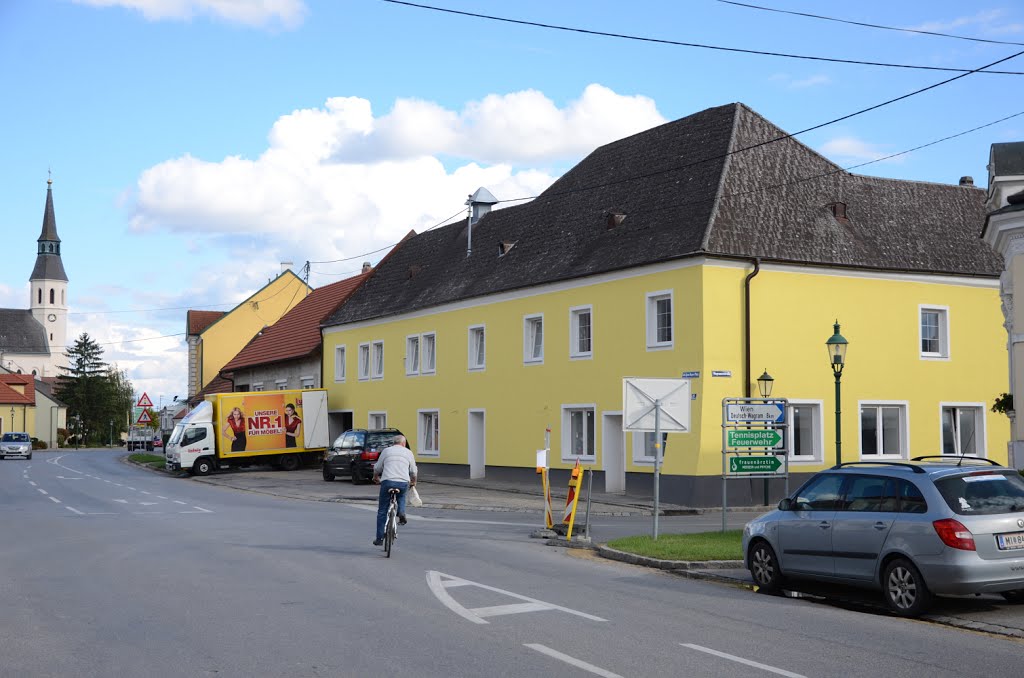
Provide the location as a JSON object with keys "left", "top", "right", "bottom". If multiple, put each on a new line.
{"left": 383, "top": 487, "right": 400, "bottom": 558}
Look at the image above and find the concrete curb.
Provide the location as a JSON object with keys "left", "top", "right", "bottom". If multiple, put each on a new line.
{"left": 595, "top": 544, "right": 743, "bottom": 572}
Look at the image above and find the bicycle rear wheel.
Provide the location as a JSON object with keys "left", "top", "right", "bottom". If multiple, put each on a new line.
{"left": 385, "top": 501, "right": 397, "bottom": 558}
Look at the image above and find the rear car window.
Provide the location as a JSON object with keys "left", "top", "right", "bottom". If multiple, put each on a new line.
{"left": 366, "top": 432, "right": 397, "bottom": 450}
{"left": 935, "top": 472, "right": 1024, "bottom": 516}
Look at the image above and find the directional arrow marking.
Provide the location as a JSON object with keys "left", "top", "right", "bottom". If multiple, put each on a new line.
{"left": 427, "top": 571, "right": 606, "bottom": 625}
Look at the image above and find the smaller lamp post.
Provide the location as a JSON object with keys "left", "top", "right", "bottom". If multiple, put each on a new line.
{"left": 826, "top": 322, "right": 849, "bottom": 466}
{"left": 109, "top": 420, "right": 113, "bottom": 448}
{"left": 9, "top": 406, "right": 14, "bottom": 431}
{"left": 757, "top": 370, "right": 774, "bottom": 398}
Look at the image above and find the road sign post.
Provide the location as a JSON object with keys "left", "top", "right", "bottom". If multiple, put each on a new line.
{"left": 721, "top": 397, "right": 790, "bottom": 532}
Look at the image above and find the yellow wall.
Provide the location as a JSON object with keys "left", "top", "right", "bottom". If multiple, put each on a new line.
{"left": 322, "top": 260, "right": 1009, "bottom": 477}
{"left": 199, "top": 271, "right": 310, "bottom": 390}
{"left": 3, "top": 404, "right": 36, "bottom": 437}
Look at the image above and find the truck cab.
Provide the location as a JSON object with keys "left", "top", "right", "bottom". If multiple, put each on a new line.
{"left": 165, "top": 401, "right": 216, "bottom": 475}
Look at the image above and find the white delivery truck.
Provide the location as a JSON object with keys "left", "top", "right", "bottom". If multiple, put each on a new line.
{"left": 165, "top": 388, "right": 329, "bottom": 475}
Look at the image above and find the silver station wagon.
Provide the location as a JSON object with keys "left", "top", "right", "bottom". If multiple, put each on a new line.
{"left": 743, "top": 457, "right": 1024, "bottom": 616}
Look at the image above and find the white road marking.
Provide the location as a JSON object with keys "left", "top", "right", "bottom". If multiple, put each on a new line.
{"left": 29, "top": 481, "right": 37, "bottom": 486}
{"left": 126, "top": 487, "right": 136, "bottom": 491}
{"left": 173, "top": 500, "right": 187, "bottom": 505}
{"left": 681, "top": 644, "right": 807, "bottom": 678}
{"left": 426, "top": 571, "right": 606, "bottom": 625}
{"left": 524, "top": 644, "right": 623, "bottom": 678}
{"left": 191, "top": 506, "right": 212, "bottom": 513}
{"left": 86, "top": 512, "right": 116, "bottom": 515}
{"left": 65, "top": 506, "right": 84, "bottom": 515}
{"left": 37, "top": 488, "right": 48, "bottom": 495}
{"left": 345, "top": 503, "right": 535, "bottom": 526}
{"left": 56, "top": 476, "right": 83, "bottom": 480}
{"left": 139, "top": 502, "right": 158, "bottom": 506}
{"left": 156, "top": 496, "right": 167, "bottom": 500}
{"left": 49, "top": 496, "right": 61, "bottom": 504}
{"left": 140, "top": 491, "right": 151, "bottom": 495}
{"left": 113, "top": 499, "right": 129, "bottom": 504}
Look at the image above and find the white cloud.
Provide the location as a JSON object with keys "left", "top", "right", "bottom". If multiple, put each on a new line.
{"left": 768, "top": 73, "right": 831, "bottom": 90}
{"left": 818, "top": 136, "right": 899, "bottom": 165}
{"left": 905, "top": 9, "right": 1008, "bottom": 34}
{"left": 72, "top": 0, "right": 307, "bottom": 29}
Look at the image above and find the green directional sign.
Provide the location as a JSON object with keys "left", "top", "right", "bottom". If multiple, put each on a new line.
{"left": 727, "top": 429, "right": 782, "bottom": 448}
{"left": 729, "top": 455, "right": 782, "bottom": 474}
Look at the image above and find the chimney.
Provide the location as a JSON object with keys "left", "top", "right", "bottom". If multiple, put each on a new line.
{"left": 362, "top": 261, "right": 372, "bottom": 274}
{"left": 959, "top": 176, "right": 974, "bottom": 187}
{"left": 280, "top": 261, "right": 293, "bottom": 273}
{"left": 465, "top": 187, "right": 499, "bottom": 257}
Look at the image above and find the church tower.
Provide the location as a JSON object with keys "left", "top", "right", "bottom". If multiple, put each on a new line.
{"left": 29, "top": 176, "right": 69, "bottom": 376}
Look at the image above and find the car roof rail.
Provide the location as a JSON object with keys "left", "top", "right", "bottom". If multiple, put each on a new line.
{"left": 911, "top": 455, "right": 1001, "bottom": 467}
{"left": 831, "top": 461, "right": 926, "bottom": 474}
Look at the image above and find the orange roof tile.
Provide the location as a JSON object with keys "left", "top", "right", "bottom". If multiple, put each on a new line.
{"left": 0, "top": 374, "right": 35, "bottom": 405}
{"left": 187, "top": 310, "right": 225, "bottom": 335}
{"left": 220, "top": 271, "right": 371, "bottom": 372}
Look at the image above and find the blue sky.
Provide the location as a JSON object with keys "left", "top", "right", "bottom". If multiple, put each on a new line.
{"left": 1, "top": 0, "right": 1022, "bottom": 404}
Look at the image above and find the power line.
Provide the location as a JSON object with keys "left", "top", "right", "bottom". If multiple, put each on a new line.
{"left": 378, "top": 0, "right": 1024, "bottom": 75}
{"left": 716, "top": 1, "right": 1024, "bottom": 47}
{"left": 307, "top": 206, "right": 468, "bottom": 265}
{"left": 491, "top": 47, "right": 1024, "bottom": 207}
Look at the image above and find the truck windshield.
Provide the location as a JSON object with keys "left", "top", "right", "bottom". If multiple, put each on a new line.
{"left": 168, "top": 425, "right": 184, "bottom": 446}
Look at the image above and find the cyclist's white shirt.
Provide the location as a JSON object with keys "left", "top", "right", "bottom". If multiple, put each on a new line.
{"left": 374, "top": 445, "right": 418, "bottom": 482}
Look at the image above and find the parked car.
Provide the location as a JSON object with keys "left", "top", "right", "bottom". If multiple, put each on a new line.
{"left": 743, "top": 456, "right": 1024, "bottom": 617}
{"left": 1, "top": 432, "right": 33, "bottom": 460}
{"left": 322, "top": 428, "right": 406, "bottom": 484}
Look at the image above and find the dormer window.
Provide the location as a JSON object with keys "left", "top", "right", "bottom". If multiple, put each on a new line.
{"left": 606, "top": 211, "right": 627, "bottom": 229}
{"left": 498, "top": 241, "right": 516, "bottom": 257}
{"left": 828, "top": 202, "right": 849, "bottom": 222}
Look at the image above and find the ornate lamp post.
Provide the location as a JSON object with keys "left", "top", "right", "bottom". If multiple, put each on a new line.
{"left": 826, "top": 322, "right": 849, "bottom": 466}
{"left": 9, "top": 406, "right": 14, "bottom": 431}
{"left": 757, "top": 370, "right": 774, "bottom": 398}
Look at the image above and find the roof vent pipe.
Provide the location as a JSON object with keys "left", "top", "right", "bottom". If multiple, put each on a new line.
{"left": 959, "top": 176, "right": 974, "bottom": 187}
{"left": 465, "top": 187, "right": 499, "bottom": 257}
{"left": 361, "top": 261, "right": 371, "bottom": 273}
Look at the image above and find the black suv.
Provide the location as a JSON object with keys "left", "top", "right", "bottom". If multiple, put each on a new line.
{"left": 322, "top": 428, "right": 406, "bottom": 484}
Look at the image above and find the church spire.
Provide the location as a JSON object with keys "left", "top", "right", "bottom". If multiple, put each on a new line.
{"left": 31, "top": 176, "right": 68, "bottom": 282}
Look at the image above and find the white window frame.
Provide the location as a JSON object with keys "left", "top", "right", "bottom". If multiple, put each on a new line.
{"left": 418, "top": 409, "right": 440, "bottom": 457}
{"left": 371, "top": 340, "right": 384, "bottom": 380}
{"left": 858, "top": 400, "right": 910, "bottom": 459}
{"left": 252, "top": 382, "right": 264, "bottom": 392}
{"left": 523, "top": 313, "right": 544, "bottom": 364}
{"left": 919, "top": 305, "right": 950, "bottom": 360}
{"left": 421, "top": 332, "right": 436, "bottom": 374}
{"left": 300, "top": 376, "right": 315, "bottom": 389}
{"left": 645, "top": 290, "right": 674, "bottom": 351}
{"left": 786, "top": 399, "right": 824, "bottom": 464}
{"left": 468, "top": 325, "right": 485, "bottom": 371}
{"left": 569, "top": 305, "right": 593, "bottom": 360}
{"left": 938, "top": 401, "right": 987, "bottom": 457}
{"left": 631, "top": 431, "right": 662, "bottom": 466}
{"left": 561, "top": 404, "right": 597, "bottom": 462}
{"left": 406, "top": 334, "right": 420, "bottom": 376}
{"left": 368, "top": 411, "right": 387, "bottom": 429}
{"left": 275, "top": 379, "right": 288, "bottom": 390}
{"left": 334, "top": 345, "right": 346, "bottom": 383}
{"left": 358, "top": 343, "right": 370, "bottom": 381}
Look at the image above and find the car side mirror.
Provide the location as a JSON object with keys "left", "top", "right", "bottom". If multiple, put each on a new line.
{"left": 778, "top": 498, "right": 793, "bottom": 511}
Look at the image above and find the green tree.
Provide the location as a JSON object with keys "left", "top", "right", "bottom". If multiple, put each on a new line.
{"left": 55, "top": 333, "right": 136, "bottom": 445}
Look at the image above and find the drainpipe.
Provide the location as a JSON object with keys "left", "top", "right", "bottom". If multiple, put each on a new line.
{"left": 744, "top": 258, "right": 769, "bottom": 506}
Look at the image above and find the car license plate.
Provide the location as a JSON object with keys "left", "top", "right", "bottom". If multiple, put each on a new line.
{"left": 997, "top": 532, "right": 1024, "bottom": 550}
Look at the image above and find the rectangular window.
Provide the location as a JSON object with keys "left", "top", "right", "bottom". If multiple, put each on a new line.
{"left": 570, "top": 306, "right": 593, "bottom": 359}
{"left": 920, "top": 306, "right": 949, "bottom": 359}
{"left": 788, "top": 401, "right": 823, "bottom": 462}
{"left": 358, "top": 343, "right": 370, "bottom": 380}
{"left": 524, "top": 314, "right": 544, "bottom": 363}
{"left": 406, "top": 335, "right": 420, "bottom": 375}
{"left": 422, "top": 333, "right": 436, "bottom": 374}
{"left": 371, "top": 341, "right": 384, "bottom": 379}
{"left": 334, "top": 346, "right": 346, "bottom": 382}
{"left": 860, "top": 404, "right": 907, "bottom": 458}
{"left": 632, "top": 431, "right": 666, "bottom": 464}
{"left": 562, "top": 405, "right": 595, "bottom": 461}
{"left": 468, "top": 325, "right": 485, "bottom": 371}
{"left": 252, "top": 382, "right": 264, "bottom": 392}
{"left": 300, "top": 376, "right": 314, "bottom": 389}
{"left": 369, "top": 412, "right": 387, "bottom": 429}
{"left": 646, "top": 291, "right": 673, "bottom": 349}
{"left": 941, "top": 405, "right": 984, "bottom": 456}
{"left": 418, "top": 410, "right": 440, "bottom": 456}
{"left": 275, "top": 379, "right": 288, "bottom": 390}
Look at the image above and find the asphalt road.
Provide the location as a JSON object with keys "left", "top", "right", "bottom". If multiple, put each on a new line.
{"left": 2, "top": 449, "right": 1023, "bottom": 677}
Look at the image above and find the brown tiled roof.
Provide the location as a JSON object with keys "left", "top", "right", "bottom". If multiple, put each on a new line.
{"left": 0, "top": 374, "right": 36, "bottom": 405}
{"left": 187, "top": 310, "right": 225, "bottom": 335}
{"left": 221, "top": 271, "right": 371, "bottom": 372}
{"left": 327, "top": 103, "right": 1001, "bottom": 327}
{"left": 188, "top": 374, "right": 234, "bottom": 406}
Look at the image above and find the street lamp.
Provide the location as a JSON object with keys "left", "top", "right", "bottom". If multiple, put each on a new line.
{"left": 109, "top": 420, "right": 113, "bottom": 448}
{"left": 826, "top": 321, "right": 849, "bottom": 466}
{"left": 757, "top": 370, "right": 774, "bottom": 398}
{"left": 9, "top": 406, "right": 14, "bottom": 431}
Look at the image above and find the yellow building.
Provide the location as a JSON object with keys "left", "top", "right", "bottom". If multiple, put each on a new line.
{"left": 186, "top": 267, "right": 311, "bottom": 398}
{"left": 321, "top": 104, "right": 1008, "bottom": 507}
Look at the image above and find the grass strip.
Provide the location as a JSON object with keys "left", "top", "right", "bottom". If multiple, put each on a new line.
{"left": 607, "top": 530, "right": 743, "bottom": 561}
{"left": 128, "top": 453, "right": 165, "bottom": 469}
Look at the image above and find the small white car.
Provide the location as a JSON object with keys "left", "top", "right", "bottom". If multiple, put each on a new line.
{"left": 0, "top": 432, "right": 33, "bottom": 460}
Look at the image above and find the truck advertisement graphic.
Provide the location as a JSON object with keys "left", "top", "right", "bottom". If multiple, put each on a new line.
{"left": 217, "top": 392, "right": 309, "bottom": 455}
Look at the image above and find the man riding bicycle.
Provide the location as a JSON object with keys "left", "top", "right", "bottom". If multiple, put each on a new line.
{"left": 372, "top": 434, "right": 417, "bottom": 546}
